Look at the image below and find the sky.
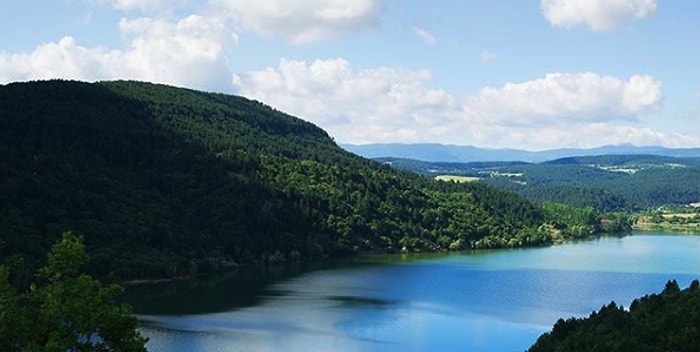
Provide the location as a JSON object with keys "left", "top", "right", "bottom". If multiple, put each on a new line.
{"left": 1, "top": 0, "right": 699, "bottom": 150}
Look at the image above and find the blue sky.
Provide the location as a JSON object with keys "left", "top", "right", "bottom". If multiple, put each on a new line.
{"left": 1, "top": 0, "right": 699, "bottom": 150}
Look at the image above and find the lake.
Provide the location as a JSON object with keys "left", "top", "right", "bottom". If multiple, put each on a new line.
{"left": 125, "top": 232, "right": 700, "bottom": 352}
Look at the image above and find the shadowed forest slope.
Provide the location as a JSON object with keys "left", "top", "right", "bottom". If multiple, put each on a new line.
{"left": 0, "top": 80, "right": 576, "bottom": 281}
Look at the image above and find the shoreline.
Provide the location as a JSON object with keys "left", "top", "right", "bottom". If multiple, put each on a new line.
{"left": 122, "top": 276, "right": 196, "bottom": 286}
{"left": 634, "top": 217, "right": 700, "bottom": 234}
{"left": 633, "top": 224, "right": 700, "bottom": 234}
{"left": 120, "top": 229, "right": 630, "bottom": 286}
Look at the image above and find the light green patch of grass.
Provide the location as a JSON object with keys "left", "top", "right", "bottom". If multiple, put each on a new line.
{"left": 435, "top": 175, "right": 480, "bottom": 183}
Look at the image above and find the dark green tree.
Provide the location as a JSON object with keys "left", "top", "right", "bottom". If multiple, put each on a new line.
{"left": 527, "top": 280, "right": 700, "bottom": 352}
{"left": 0, "top": 231, "right": 147, "bottom": 351}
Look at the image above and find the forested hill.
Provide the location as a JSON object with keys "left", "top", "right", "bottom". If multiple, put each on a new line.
{"left": 381, "top": 155, "right": 700, "bottom": 211}
{"left": 0, "top": 80, "right": 555, "bottom": 282}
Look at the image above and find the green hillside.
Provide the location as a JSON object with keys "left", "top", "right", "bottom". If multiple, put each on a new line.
{"left": 380, "top": 156, "right": 700, "bottom": 211}
{"left": 1, "top": 80, "right": 564, "bottom": 282}
{"left": 484, "top": 158, "right": 700, "bottom": 210}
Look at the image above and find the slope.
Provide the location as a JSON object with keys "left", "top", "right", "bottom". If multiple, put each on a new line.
{"left": 0, "top": 80, "right": 547, "bottom": 282}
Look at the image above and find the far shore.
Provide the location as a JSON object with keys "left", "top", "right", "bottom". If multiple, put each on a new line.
{"left": 634, "top": 216, "right": 700, "bottom": 234}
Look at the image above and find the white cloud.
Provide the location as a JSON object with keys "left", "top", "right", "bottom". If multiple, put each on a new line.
{"left": 234, "top": 58, "right": 459, "bottom": 143}
{"left": 0, "top": 15, "right": 238, "bottom": 91}
{"left": 0, "top": 37, "right": 120, "bottom": 83}
{"left": 463, "top": 72, "right": 663, "bottom": 126}
{"left": 412, "top": 26, "right": 436, "bottom": 46}
{"left": 233, "top": 60, "right": 697, "bottom": 149}
{"left": 467, "top": 123, "right": 700, "bottom": 150}
{"left": 582, "top": 124, "right": 699, "bottom": 147}
{"left": 208, "top": 0, "right": 384, "bottom": 44}
{"left": 541, "top": 0, "right": 657, "bottom": 31}
{"left": 118, "top": 15, "right": 238, "bottom": 90}
{"left": 453, "top": 73, "right": 696, "bottom": 149}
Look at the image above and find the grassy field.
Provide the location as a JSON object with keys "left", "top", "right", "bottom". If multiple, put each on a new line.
{"left": 634, "top": 214, "right": 700, "bottom": 233}
{"left": 435, "top": 175, "right": 481, "bottom": 183}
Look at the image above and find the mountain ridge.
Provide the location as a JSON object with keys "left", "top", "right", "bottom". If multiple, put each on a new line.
{"left": 342, "top": 143, "right": 700, "bottom": 163}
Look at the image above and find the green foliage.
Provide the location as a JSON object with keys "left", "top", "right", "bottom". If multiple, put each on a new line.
{"left": 383, "top": 155, "right": 700, "bottom": 211}
{"left": 0, "top": 231, "right": 147, "bottom": 351}
{"left": 518, "top": 186, "right": 630, "bottom": 212}
{"left": 635, "top": 206, "right": 700, "bottom": 232}
{"left": 0, "top": 80, "right": 604, "bottom": 281}
{"left": 540, "top": 202, "right": 631, "bottom": 243}
{"left": 543, "top": 203, "right": 598, "bottom": 228}
{"left": 527, "top": 280, "right": 700, "bottom": 352}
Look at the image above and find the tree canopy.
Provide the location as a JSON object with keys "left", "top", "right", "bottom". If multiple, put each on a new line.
{"left": 527, "top": 280, "right": 700, "bottom": 352}
{"left": 0, "top": 80, "right": 627, "bottom": 282}
{"left": 0, "top": 231, "right": 146, "bottom": 351}
{"left": 381, "top": 156, "right": 700, "bottom": 211}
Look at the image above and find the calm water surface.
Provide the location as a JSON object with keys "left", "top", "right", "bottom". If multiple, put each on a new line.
{"left": 126, "top": 232, "right": 700, "bottom": 352}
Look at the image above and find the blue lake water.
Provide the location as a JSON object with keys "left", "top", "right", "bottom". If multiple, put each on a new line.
{"left": 126, "top": 232, "right": 700, "bottom": 352}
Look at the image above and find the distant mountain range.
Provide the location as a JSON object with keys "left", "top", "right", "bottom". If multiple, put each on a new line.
{"left": 341, "top": 143, "right": 700, "bottom": 163}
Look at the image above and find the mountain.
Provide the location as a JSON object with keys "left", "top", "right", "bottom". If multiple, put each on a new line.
{"left": 342, "top": 143, "right": 700, "bottom": 163}
{"left": 1, "top": 80, "right": 555, "bottom": 282}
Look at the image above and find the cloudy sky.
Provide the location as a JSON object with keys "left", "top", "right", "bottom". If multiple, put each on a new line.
{"left": 2, "top": 0, "right": 699, "bottom": 150}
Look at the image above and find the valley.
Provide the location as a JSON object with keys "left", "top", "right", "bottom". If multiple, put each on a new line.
{"left": 1, "top": 80, "right": 698, "bottom": 352}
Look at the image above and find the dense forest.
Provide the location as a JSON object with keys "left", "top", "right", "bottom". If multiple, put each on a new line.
{"left": 380, "top": 156, "right": 700, "bottom": 211}
{"left": 0, "top": 80, "right": 628, "bottom": 283}
{"left": 527, "top": 280, "right": 700, "bottom": 352}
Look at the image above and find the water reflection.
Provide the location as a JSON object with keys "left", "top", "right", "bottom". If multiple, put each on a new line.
{"left": 128, "top": 232, "right": 700, "bottom": 352}
{"left": 125, "top": 260, "right": 365, "bottom": 315}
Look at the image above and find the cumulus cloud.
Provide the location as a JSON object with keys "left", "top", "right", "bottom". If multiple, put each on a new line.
{"left": 208, "top": 0, "right": 384, "bottom": 44}
{"left": 0, "top": 15, "right": 238, "bottom": 91}
{"left": 234, "top": 58, "right": 458, "bottom": 143}
{"left": 232, "top": 60, "right": 695, "bottom": 149}
{"left": 118, "top": 15, "right": 238, "bottom": 89}
{"left": 454, "top": 73, "right": 697, "bottom": 149}
{"left": 412, "top": 27, "right": 436, "bottom": 46}
{"left": 0, "top": 37, "right": 119, "bottom": 83}
{"left": 463, "top": 72, "right": 663, "bottom": 126}
{"left": 468, "top": 123, "right": 699, "bottom": 150}
{"left": 582, "top": 124, "right": 699, "bottom": 147}
{"left": 541, "top": 0, "right": 657, "bottom": 31}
